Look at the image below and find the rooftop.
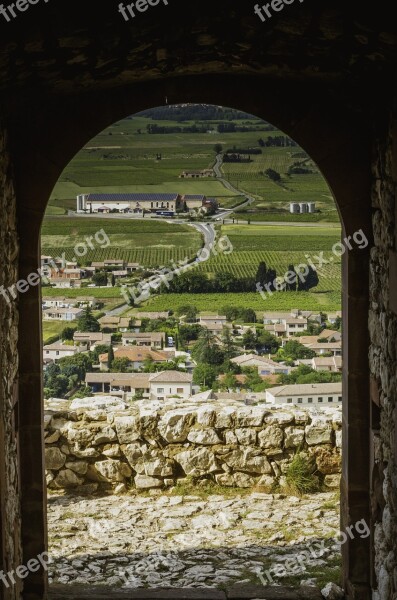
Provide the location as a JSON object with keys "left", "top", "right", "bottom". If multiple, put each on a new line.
{"left": 149, "top": 371, "right": 192, "bottom": 383}
{"left": 268, "top": 383, "right": 342, "bottom": 397}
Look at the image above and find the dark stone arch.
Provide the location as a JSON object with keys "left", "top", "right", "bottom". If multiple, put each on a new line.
{"left": 8, "top": 72, "right": 372, "bottom": 599}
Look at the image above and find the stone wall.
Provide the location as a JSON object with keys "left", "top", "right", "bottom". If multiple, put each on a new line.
{"left": 44, "top": 397, "right": 341, "bottom": 494}
{"left": 0, "top": 120, "right": 22, "bottom": 599}
{"left": 369, "top": 102, "right": 397, "bottom": 600}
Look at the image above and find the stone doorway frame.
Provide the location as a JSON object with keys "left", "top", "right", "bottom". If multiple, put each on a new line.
{"left": 6, "top": 73, "right": 372, "bottom": 600}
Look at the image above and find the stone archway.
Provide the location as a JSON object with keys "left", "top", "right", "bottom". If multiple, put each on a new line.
{"left": 6, "top": 73, "right": 372, "bottom": 599}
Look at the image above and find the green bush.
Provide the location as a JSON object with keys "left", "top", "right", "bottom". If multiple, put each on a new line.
{"left": 285, "top": 452, "right": 320, "bottom": 496}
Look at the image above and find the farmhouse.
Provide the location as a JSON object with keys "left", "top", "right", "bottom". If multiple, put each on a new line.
{"left": 76, "top": 193, "right": 182, "bottom": 214}
{"left": 180, "top": 169, "right": 214, "bottom": 178}
{"left": 266, "top": 382, "right": 342, "bottom": 406}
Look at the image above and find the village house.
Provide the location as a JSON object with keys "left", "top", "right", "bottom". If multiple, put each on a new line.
{"left": 266, "top": 382, "right": 342, "bottom": 406}
{"left": 199, "top": 315, "right": 227, "bottom": 329}
{"left": 149, "top": 370, "right": 193, "bottom": 401}
{"left": 312, "top": 356, "right": 342, "bottom": 372}
{"left": 42, "top": 307, "right": 84, "bottom": 322}
{"left": 98, "top": 316, "right": 131, "bottom": 332}
{"left": 43, "top": 342, "right": 82, "bottom": 361}
{"left": 230, "top": 353, "right": 291, "bottom": 375}
{"left": 328, "top": 311, "right": 342, "bottom": 325}
{"left": 121, "top": 332, "right": 165, "bottom": 349}
{"left": 85, "top": 370, "right": 192, "bottom": 401}
{"left": 85, "top": 372, "right": 151, "bottom": 398}
{"left": 264, "top": 323, "right": 287, "bottom": 337}
{"left": 134, "top": 311, "right": 170, "bottom": 320}
{"left": 49, "top": 277, "right": 82, "bottom": 289}
{"left": 73, "top": 331, "right": 112, "bottom": 350}
{"left": 111, "top": 270, "right": 128, "bottom": 279}
{"left": 318, "top": 328, "right": 342, "bottom": 342}
{"left": 98, "top": 347, "right": 171, "bottom": 371}
{"left": 42, "top": 296, "right": 99, "bottom": 309}
{"left": 282, "top": 317, "right": 308, "bottom": 336}
{"left": 303, "top": 341, "right": 342, "bottom": 356}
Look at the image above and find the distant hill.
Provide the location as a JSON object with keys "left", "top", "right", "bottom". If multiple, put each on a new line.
{"left": 137, "top": 103, "right": 275, "bottom": 125}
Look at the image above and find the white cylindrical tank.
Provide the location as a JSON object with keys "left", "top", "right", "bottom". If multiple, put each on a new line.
{"left": 299, "top": 202, "right": 308, "bottom": 213}
{"left": 308, "top": 202, "right": 316, "bottom": 213}
{"left": 290, "top": 203, "right": 300, "bottom": 214}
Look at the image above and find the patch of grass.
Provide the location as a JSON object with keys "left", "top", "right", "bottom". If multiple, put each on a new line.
{"left": 166, "top": 477, "right": 252, "bottom": 499}
{"left": 284, "top": 452, "right": 320, "bottom": 496}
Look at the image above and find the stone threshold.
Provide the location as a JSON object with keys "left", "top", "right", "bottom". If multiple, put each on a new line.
{"left": 48, "top": 584, "right": 324, "bottom": 599}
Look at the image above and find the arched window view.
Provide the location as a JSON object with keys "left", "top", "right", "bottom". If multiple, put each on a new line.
{"left": 42, "top": 103, "right": 352, "bottom": 595}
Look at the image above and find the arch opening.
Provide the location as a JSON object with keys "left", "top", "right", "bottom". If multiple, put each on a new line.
{"left": 39, "top": 102, "right": 351, "bottom": 596}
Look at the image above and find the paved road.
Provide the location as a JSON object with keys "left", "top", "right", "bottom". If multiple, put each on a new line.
{"left": 116, "top": 220, "right": 216, "bottom": 306}
{"left": 219, "top": 218, "right": 340, "bottom": 228}
{"left": 189, "top": 221, "right": 216, "bottom": 248}
{"left": 212, "top": 153, "right": 255, "bottom": 212}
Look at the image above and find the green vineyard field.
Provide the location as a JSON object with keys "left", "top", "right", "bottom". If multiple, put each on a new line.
{"left": 138, "top": 291, "right": 342, "bottom": 314}
{"left": 197, "top": 251, "right": 341, "bottom": 293}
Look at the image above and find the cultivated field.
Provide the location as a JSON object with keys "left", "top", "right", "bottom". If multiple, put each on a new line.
{"left": 41, "top": 218, "right": 203, "bottom": 267}
{"left": 130, "top": 291, "right": 342, "bottom": 314}
{"left": 47, "top": 114, "right": 338, "bottom": 222}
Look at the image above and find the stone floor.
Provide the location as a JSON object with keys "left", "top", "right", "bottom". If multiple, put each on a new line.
{"left": 47, "top": 490, "right": 341, "bottom": 594}
{"left": 48, "top": 583, "right": 324, "bottom": 598}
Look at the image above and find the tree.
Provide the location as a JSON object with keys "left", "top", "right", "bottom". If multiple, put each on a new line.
{"left": 214, "top": 143, "right": 223, "bottom": 154}
{"left": 176, "top": 304, "right": 198, "bottom": 322}
{"left": 193, "top": 363, "right": 218, "bottom": 388}
{"left": 92, "top": 344, "right": 111, "bottom": 362}
{"left": 265, "top": 268, "right": 277, "bottom": 291}
{"left": 286, "top": 264, "right": 297, "bottom": 291}
{"left": 257, "top": 330, "right": 281, "bottom": 354}
{"left": 242, "top": 367, "right": 266, "bottom": 391}
{"left": 283, "top": 339, "right": 316, "bottom": 359}
{"left": 108, "top": 345, "right": 114, "bottom": 369}
{"left": 265, "top": 168, "right": 281, "bottom": 182}
{"left": 220, "top": 326, "right": 237, "bottom": 360}
{"left": 191, "top": 329, "right": 224, "bottom": 365}
{"left": 92, "top": 271, "right": 108, "bottom": 287}
{"left": 242, "top": 328, "right": 257, "bottom": 350}
{"left": 178, "top": 324, "right": 203, "bottom": 349}
{"left": 111, "top": 357, "right": 131, "bottom": 372}
{"left": 255, "top": 261, "right": 267, "bottom": 288}
{"left": 77, "top": 307, "right": 100, "bottom": 332}
{"left": 221, "top": 372, "right": 239, "bottom": 391}
{"left": 61, "top": 326, "right": 76, "bottom": 341}
{"left": 213, "top": 272, "right": 239, "bottom": 292}
{"left": 333, "top": 316, "right": 342, "bottom": 330}
{"left": 278, "top": 364, "right": 342, "bottom": 385}
{"left": 298, "top": 265, "right": 319, "bottom": 291}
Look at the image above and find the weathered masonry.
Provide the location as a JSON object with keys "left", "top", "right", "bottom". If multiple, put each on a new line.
{"left": 0, "top": 0, "right": 397, "bottom": 598}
